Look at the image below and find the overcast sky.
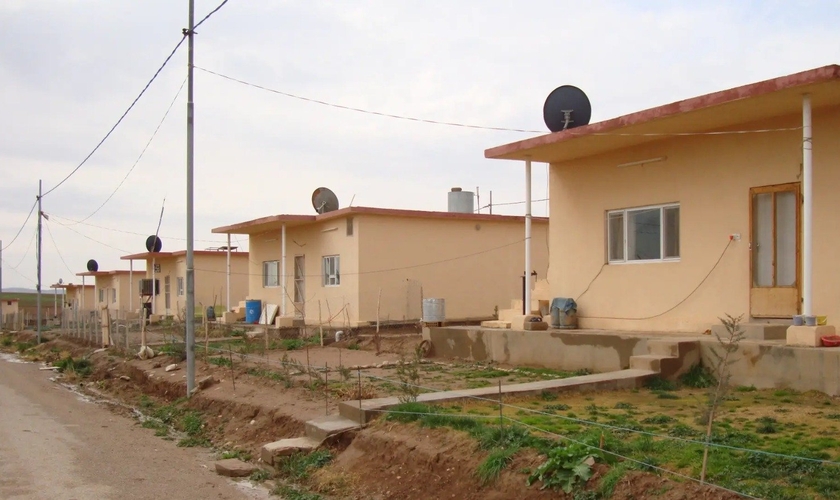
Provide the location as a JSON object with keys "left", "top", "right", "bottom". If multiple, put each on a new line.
{"left": 1, "top": 0, "right": 839, "bottom": 289}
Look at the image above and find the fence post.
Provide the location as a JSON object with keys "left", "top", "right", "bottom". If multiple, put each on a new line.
{"left": 325, "top": 362, "right": 329, "bottom": 415}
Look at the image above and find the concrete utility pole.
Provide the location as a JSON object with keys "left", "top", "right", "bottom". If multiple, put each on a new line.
{"left": 1, "top": 239, "right": 4, "bottom": 324}
{"left": 37, "top": 180, "right": 42, "bottom": 343}
{"left": 184, "top": 0, "right": 196, "bottom": 395}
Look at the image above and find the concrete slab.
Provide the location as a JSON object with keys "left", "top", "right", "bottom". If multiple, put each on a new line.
{"left": 304, "top": 415, "right": 361, "bottom": 442}
{"left": 786, "top": 325, "right": 837, "bottom": 347}
{"left": 260, "top": 437, "right": 320, "bottom": 465}
{"left": 712, "top": 322, "right": 789, "bottom": 340}
{"left": 339, "top": 369, "right": 655, "bottom": 424}
{"left": 480, "top": 320, "right": 510, "bottom": 329}
{"left": 214, "top": 459, "right": 258, "bottom": 478}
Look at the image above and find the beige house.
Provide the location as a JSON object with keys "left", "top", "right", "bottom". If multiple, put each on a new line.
{"left": 55, "top": 283, "right": 95, "bottom": 312}
{"left": 486, "top": 64, "right": 840, "bottom": 333}
{"left": 120, "top": 249, "right": 250, "bottom": 318}
{"left": 75, "top": 270, "right": 136, "bottom": 315}
{"left": 212, "top": 207, "right": 549, "bottom": 326}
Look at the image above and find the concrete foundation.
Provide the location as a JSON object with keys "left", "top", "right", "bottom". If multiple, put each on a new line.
{"left": 786, "top": 325, "right": 837, "bottom": 347}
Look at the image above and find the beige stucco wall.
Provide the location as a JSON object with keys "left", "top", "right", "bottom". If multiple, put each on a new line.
{"left": 141, "top": 253, "right": 249, "bottom": 318}
{"left": 66, "top": 285, "right": 95, "bottom": 313}
{"left": 93, "top": 274, "right": 135, "bottom": 314}
{"left": 357, "top": 215, "right": 549, "bottom": 323}
{"left": 548, "top": 106, "right": 840, "bottom": 332}
{"left": 247, "top": 220, "right": 360, "bottom": 325}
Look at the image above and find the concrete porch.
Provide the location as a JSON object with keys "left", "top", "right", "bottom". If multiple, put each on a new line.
{"left": 423, "top": 325, "right": 840, "bottom": 396}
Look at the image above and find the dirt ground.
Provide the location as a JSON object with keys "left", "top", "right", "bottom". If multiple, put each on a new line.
{"left": 0, "top": 329, "right": 773, "bottom": 499}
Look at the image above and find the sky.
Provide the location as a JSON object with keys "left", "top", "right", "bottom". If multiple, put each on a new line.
{"left": 1, "top": 0, "right": 839, "bottom": 289}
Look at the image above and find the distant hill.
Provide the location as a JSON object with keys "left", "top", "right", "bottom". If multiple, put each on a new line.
{"left": 3, "top": 287, "right": 39, "bottom": 294}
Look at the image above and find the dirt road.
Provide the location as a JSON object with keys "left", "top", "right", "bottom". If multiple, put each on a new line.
{"left": 0, "top": 354, "right": 264, "bottom": 500}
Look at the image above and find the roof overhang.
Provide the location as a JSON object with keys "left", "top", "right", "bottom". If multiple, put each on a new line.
{"left": 75, "top": 270, "right": 133, "bottom": 277}
{"left": 120, "top": 250, "right": 249, "bottom": 261}
{"left": 486, "top": 65, "right": 840, "bottom": 164}
{"left": 212, "top": 206, "right": 548, "bottom": 235}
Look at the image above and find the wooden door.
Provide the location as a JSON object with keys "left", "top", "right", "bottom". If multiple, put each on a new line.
{"left": 293, "top": 256, "right": 305, "bottom": 318}
{"left": 750, "top": 183, "right": 800, "bottom": 318}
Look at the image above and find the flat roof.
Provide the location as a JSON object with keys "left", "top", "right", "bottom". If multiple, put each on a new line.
{"left": 121, "top": 249, "right": 250, "bottom": 260}
{"left": 486, "top": 64, "right": 840, "bottom": 163}
{"left": 75, "top": 270, "right": 134, "bottom": 277}
{"left": 51, "top": 283, "right": 94, "bottom": 289}
{"left": 212, "top": 206, "right": 548, "bottom": 235}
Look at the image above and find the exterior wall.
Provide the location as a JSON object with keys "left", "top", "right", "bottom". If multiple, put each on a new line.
{"left": 548, "top": 106, "right": 840, "bottom": 332}
{"left": 247, "top": 221, "right": 360, "bottom": 325}
{"left": 66, "top": 285, "right": 95, "bottom": 312}
{"left": 92, "top": 275, "right": 135, "bottom": 314}
{"left": 357, "top": 215, "right": 549, "bottom": 323}
{"left": 144, "top": 254, "right": 249, "bottom": 318}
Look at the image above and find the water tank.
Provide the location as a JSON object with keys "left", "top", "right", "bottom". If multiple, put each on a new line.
{"left": 447, "top": 187, "right": 474, "bottom": 213}
{"left": 422, "top": 298, "right": 446, "bottom": 323}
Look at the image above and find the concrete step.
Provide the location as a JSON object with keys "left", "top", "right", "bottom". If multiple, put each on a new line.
{"left": 304, "top": 415, "right": 361, "bottom": 442}
{"left": 498, "top": 308, "right": 517, "bottom": 323}
{"left": 647, "top": 340, "right": 681, "bottom": 357}
{"left": 481, "top": 320, "right": 511, "bottom": 329}
{"left": 711, "top": 322, "right": 788, "bottom": 341}
{"left": 629, "top": 354, "right": 668, "bottom": 372}
{"left": 260, "top": 436, "right": 320, "bottom": 465}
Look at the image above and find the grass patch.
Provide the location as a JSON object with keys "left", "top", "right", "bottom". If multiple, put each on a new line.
{"left": 645, "top": 377, "right": 677, "bottom": 391}
{"left": 276, "top": 450, "right": 332, "bottom": 481}
{"left": 280, "top": 338, "right": 305, "bottom": 351}
{"left": 208, "top": 356, "right": 232, "bottom": 367}
{"left": 55, "top": 356, "right": 93, "bottom": 377}
{"left": 679, "top": 364, "right": 716, "bottom": 388}
{"left": 249, "top": 468, "right": 271, "bottom": 482}
{"left": 476, "top": 447, "right": 518, "bottom": 485}
{"left": 271, "top": 485, "right": 323, "bottom": 500}
{"left": 1, "top": 336, "right": 12, "bottom": 347}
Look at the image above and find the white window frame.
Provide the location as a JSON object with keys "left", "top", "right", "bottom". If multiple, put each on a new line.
{"left": 111, "top": 288, "right": 117, "bottom": 304}
{"left": 607, "top": 203, "right": 680, "bottom": 264}
{"left": 322, "top": 255, "right": 340, "bottom": 287}
{"left": 263, "top": 261, "right": 280, "bottom": 288}
{"left": 98, "top": 289, "right": 104, "bottom": 303}
{"left": 177, "top": 277, "right": 185, "bottom": 296}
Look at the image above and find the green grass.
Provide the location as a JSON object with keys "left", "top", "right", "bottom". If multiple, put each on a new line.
{"left": 249, "top": 469, "right": 271, "bottom": 482}
{"left": 679, "top": 364, "right": 716, "bottom": 389}
{"left": 55, "top": 356, "right": 93, "bottom": 377}
{"left": 276, "top": 450, "right": 332, "bottom": 481}
{"left": 476, "top": 447, "right": 519, "bottom": 485}
{"left": 270, "top": 485, "right": 323, "bottom": 500}
{"left": 208, "top": 356, "right": 232, "bottom": 367}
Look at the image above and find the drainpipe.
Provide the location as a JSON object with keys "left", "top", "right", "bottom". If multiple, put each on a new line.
{"left": 802, "top": 94, "right": 813, "bottom": 317}
{"left": 226, "top": 233, "right": 231, "bottom": 314}
{"left": 152, "top": 257, "right": 156, "bottom": 315}
{"left": 281, "top": 223, "right": 287, "bottom": 317}
{"left": 81, "top": 276, "right": 85, "bottom": 313}
{"left": 525, "top": 158, "right": 532, "bottom": 316}
{"left": 129, "top": 260, "right": 133, "bottom": 313}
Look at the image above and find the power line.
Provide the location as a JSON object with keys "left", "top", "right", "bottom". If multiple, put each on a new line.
{"left": 43, "top": 220, "right": 75, "bottom": 275}
{"left": 47, "top": 214, "right": 227, "bottom": 244}
{"left": 11, "top": 229, "right": 37, "bottom": 269}
{"left": 2, "top": 200, "right": 38, "bottom": 251}
{"left": 42, "top": 36, "right": 187, "bottom": 198}
{"left": 70, "top": 78, "right": 187, "bottom": 224}
{"left": 195, "top": 0, "right": 230, "bottom": 28}
{"left": 49, "top": 218, "right": 131, "bottom": 254}
{"left": 0, "top": 256, "right": 36, "bottom": 285}
{"left": 195, "top": 66, "right": 544, "bottom": 134}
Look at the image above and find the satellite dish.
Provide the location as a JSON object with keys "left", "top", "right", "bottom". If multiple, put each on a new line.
{"left": 86, "top": 259, "right": 99, "bottom": 272}
{"left": 312, "top": 187, "right": 339, "bottom": 214}
{"left": 145, "top": 235, "right": 163, "bottom": 253}
{"left": 543, "top": 85, "right": 592, "bottom": 132}
{"left": 58, "top": 278, "right": 64, "bottom": 285}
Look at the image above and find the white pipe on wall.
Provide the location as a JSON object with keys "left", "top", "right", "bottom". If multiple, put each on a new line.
{"left": 152, "top": 257, "right": 156, "bottom": 315}
{"left": 525, "top": 158, "right": 533, "bottom": 316}
{"left": 129, "top": 260, "right": 133, "bottom": 313}
{"left": 226, "top": 233, "right": 231, "bottom": 314}
{"left": 281, "top": 223, "right": 287, "bottom": 317}
{"left": 802, "top": 94, "right": 813, "bottom": 317}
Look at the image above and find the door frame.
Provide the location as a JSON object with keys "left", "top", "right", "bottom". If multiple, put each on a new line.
{"left": 748, "top": 182, "right": 801, "bottom": 318}
{"left": 293, "top": 255, "right": 305, "bottom": 319}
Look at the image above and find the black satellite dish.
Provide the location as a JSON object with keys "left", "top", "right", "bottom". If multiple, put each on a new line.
{"left": 543, "top": 85, "right": 592, "bottom": 132}
{"left": 312, "top": 187, "right": 339, "bottom": 214}
{"left": 145, "top": 235, "right": 163, "bottom": 253}
{"left": 86, "top": 259, "right": 99, "bottom": 272}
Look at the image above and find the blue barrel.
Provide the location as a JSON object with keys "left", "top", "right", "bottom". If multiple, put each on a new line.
{"left": 245, "top": 300, "right": 262, "bottom": 324}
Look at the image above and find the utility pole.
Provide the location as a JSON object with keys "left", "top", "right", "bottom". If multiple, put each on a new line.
{"left": 1, "top": 239, "right": 4, "bottom": 326}
{"left": 184, "top": 0, "right": 196, "bottom": 395}
{"left": 37, "top": 180, "right": 42, "bottom": 343}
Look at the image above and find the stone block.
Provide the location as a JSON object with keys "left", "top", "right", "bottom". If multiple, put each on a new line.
{"left": 786, "top": 325, "right": 836, "bottom": 347}
{"left": 275, "top": 316, "right": 296, "bottom": 328}
{"left": 523, "top": 320, "right": 548, "bottom": 331}
{"left": 214, "top": 459, "right": 258, "bottom": 477}
{"left": 260, "top": 437, "right": 319, "bottom": 465}
{"left": 480, "top": 320, "right": 510, "bottom": 329}
{"left": 511, "top": 315, "right": 541, "bottom": 331}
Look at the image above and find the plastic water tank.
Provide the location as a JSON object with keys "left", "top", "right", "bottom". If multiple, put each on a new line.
{"left": 422, "top": 298, "right": 446, "bottom": 323}
{"left": 245, "top": 300, "right": 262, "bottom": 324}
{"left": 447, "top": 187, "right": 475, "bottom": 213}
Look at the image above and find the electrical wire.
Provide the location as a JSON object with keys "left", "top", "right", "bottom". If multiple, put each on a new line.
{"left": 578, "top": 240, "right": 733, "bottom": 321}
{"left": 70, "top": 79, "right": 187, "bottom": 224}
{"left": 195, "top": 66, "right": 544, "bottom": 134}
{"left": 2, "top": 200, "right": 38, "bottom": 251}
{"left": 195, "top": 0, "right": 230, "bottom": 29}
{"left": 43, "top": 221, "right": 75, "bottom": 275}
{"left": 47, "top": 214, "right": 227, "bottom": 244}
{"left": 49, "top": 218, "right": 131, "bottom": 254}
{"left": 42, "top": 35, "right": 187, "bottom": 197}
{"left": 10, "top": 229, "right": 37, "bottom": 269}
{"left": 0, "top": 257, "right": 36, "bottom": 285}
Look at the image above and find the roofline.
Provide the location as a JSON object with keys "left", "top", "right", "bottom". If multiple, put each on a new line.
{"left": 50, "top": 283, "right": 94, "bottom": 289}
{"left": 75, "top": 270, "right": 134, "bottom": 277}
{"left": 120, "top": 249, "right": 250, "bottom": 260}
{"left": 212, "top": 206, "right": 549, "bottom": 234}
{"left": 485, "top": 64, "right": 840, "bottom": 160}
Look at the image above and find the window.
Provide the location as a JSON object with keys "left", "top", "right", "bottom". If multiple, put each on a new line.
{"left": 263, "top": 261, "right": 279, "bottom": 287}
{"left": 322, "top": 255, "right": 340, "bottom": 286}
{"left": 99, "top": 289, "right": 104, "bottom": 302}
{"left": 177, "top": 277, "right": 185, "bottom": 296}
{"left": 607, "top": 204, "right": 680, "bottom": 263}
{"left": 346, "top": 217, "right": 354, "bottom": 236}
{"left": 111, "top": 289, "right": 117, "bottom": 303}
